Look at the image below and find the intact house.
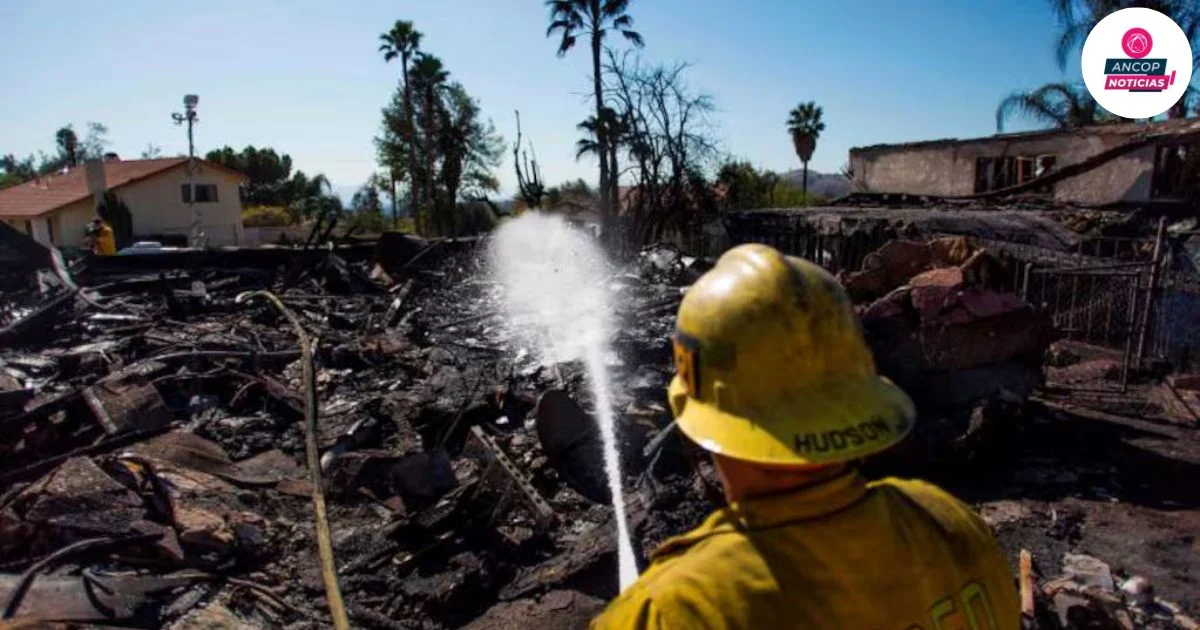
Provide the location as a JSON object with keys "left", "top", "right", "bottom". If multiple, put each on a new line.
{"left": 848, "top": 118, "right": 1200, "bottom": 205}
{"left": 0, "top": 156, "right": 248, "bottom": 249}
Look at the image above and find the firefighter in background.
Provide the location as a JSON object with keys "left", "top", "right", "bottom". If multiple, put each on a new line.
{"left": 592, "top": 244, "right": 1019, "bottom": 630}
{"left": 84, "top": 218, "right": 116, "bottom": 256}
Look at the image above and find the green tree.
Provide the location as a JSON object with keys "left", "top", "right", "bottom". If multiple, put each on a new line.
{"left": 411, "top": 53, "right": 449, "bottom": 231}
{"left": 0, "top": 154, "right": 36, "bottom": 189}
{"left": 288, "top": 174, "right": 343, "bottom": 223}
{"left": 786, "top": 102, "right": 825, "bottom": 203}
{"left": 547, "top": 0, "right": 644, "bottom": 242}
{"left": 203, "top": 145, "right": 338, "bottom": 210}
{"left": 438, "top": 84, "right": 504, "bottom": 207}
{"left": 379, "top": 20, "right": 423, "bottom": 226}
{"left": 97, "top": 191, "right": 133, "bottom": 248}
{"left": 377, "top": 49, "right": 504, "bottom": 236}
{"left": 348, "top": 176, "right": 388, "bottom": 233}
{"left": 996, "top": 82, "right": 1113, "bottom": 131}
{"left": 717, "top": 160, "right": 772, "bottom": 210}
{"left": 716, "top": 160, "right": 811, "bottom": 210}
{"left": 55, "top": 126, "right": 80, "bottom": 167}
{"left": 79, "top": 123, "right": 109, "bottom": 160}
{"left": 375, "top": 89, "right": 413, "bottom": 220}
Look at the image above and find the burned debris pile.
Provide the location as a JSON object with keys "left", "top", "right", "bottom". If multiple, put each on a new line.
{"left": 838, "top": 237, "right": 1054, "bottom": 461}
{"left": 0, "top": 236, "right": 711, "bottom": 629}
{"left": 0, "top": 223, "right": 1195, "bottom": 629}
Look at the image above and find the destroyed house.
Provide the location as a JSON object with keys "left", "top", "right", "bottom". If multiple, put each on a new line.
{"left": 849, "top": 118, "right": 1200, "bottom": 206}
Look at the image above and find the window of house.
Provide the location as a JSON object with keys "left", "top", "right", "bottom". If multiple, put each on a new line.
{"left": 1152, "top": 143, "right": 1194, "bottom": 199}
{"left": 974, "top": 154, "right": 1056, "bottom": 194}
{"left": 195, "top": 184, "right": 218, "bottom": 203}
{"left": 180, "top": 183, "right": 219, "bottom": 203}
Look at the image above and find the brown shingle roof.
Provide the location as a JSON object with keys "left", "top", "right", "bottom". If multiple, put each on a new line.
{"left": 0, "top": 158, "right": 247, "bottom": 218}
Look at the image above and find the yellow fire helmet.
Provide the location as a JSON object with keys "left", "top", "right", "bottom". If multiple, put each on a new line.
{"left": 668, "top": 243, "right": 915, "bottom": 466}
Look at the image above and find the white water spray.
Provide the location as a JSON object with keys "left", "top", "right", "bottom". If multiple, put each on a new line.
{"left": 489, "top": 213, "right": 638, "bottom": 590}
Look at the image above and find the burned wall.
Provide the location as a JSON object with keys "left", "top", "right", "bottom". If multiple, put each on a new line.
{"left": 849, "top": 130, "right": 1157, "bottom": 205}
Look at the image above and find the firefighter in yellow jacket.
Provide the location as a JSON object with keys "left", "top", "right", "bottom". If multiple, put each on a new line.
{"left": 592, "top": 244, "right": 1019, "bottom": 630}
{"left": 85, "top": 218, "right": 116, "bottom": 256}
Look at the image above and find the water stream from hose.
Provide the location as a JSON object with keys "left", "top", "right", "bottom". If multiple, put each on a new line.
{"left": 490, "top": 212, "right": 638, "bottom": 590}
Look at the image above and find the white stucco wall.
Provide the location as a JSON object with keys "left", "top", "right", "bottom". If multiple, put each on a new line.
{"left": 25, "top": 163, "right": 247, "bottom": 249}
{"left": 111, "top": 163, "right": 245, "bottom": 246}
{"left": 53, "top": 200, "right": 96, "bottom": 247}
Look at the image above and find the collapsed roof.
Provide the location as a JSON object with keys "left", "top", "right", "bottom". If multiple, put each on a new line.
{"left": 724, "top": 206, "right": 1083, "bottom": 252}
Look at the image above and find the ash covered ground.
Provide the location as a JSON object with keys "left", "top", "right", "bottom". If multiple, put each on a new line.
{"left": 0, "top": 234, "right": 1196, "bottom": 629}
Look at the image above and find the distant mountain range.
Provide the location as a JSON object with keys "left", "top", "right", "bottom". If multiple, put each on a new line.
{"left": 779, "top": 169, "right": 852, "bottom": 200}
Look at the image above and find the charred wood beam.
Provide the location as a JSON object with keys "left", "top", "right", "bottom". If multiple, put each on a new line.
{"left": 0, "top": 291, "right": 78, "bottom": 348}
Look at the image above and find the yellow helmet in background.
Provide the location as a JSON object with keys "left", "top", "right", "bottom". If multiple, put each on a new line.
{"left": 668, "top": 244, "right": 915, "bottom": 466}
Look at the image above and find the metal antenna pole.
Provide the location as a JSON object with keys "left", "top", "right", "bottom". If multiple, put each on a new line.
{"left": 173, "top": 94, "right": 203, "bottom": 249}
{"left": 187, "top": 112, "right": 199, "bottom": 248}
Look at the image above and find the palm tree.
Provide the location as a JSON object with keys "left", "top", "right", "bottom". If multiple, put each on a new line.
{"left": 379, "top": 20, "right": 423, "bottom": 227}
{"left": 546, "top": 0, "right": 644, "bottom": 239}
{"left": 1049, "top": 0, "right": 1198, "bottom": 71}
{"left": 786, "top": 102, "right": 825, "bottom": 203}
{"left": 410, "top": 53, "right": 449, "bottom": 232}
{"left": 573, "top": 108, "right": 621, "bottom": 159}
{"left": 288, "top": 173, "right": 340, "bottom": 223}
{"left": 996, "top": 83, "right": 1113, "bottom": 131}
{"left": 1048, "top": 0, "right": 1199, "bottom": 118}
{"left": 575, "top": 115, "right": 602, "bottom": 161}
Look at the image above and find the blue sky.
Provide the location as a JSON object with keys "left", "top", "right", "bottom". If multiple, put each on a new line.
{"left": 0, "top": 0, "right": 1118, "bottom": 197}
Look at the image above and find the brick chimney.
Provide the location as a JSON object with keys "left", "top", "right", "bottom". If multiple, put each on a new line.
{"left": 103, "top": 152, "right": 120, "bottom": 162}
{"left": 85, "top": 159, "right": 108, "bottom": 211}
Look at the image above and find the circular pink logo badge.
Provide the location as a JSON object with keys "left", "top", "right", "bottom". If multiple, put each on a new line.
{"left": 1122, "top": 27, "right": 1153, "bottom": 58}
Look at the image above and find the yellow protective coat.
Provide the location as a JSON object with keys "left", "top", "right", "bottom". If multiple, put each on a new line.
{"left": 592, "top": 472, "right": 1019, "bottom": 630}
{"left": 94, "top": 224, "right": 116, "bottom": 255}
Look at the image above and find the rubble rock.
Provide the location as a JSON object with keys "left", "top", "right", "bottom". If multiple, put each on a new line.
{"left": 150, "top": 458, "right": 267, "bottom": 564}
{"left": 1053, "top": 589, "right": 1122, "bottom": 628}
{"left": 23, "top": 457, "right": 145, "bottom": 519}
{"left": 391, "top": 451, "right": 458, "bottom": 508}
{"left": 1046, "top": 342, "right": 1083, "bottom": 368}
{"left": 910, "top": 267, "right": 966, "bottom": 320}
{"left": 323, "top": 449, "right": 400, "bottom": 497}
{"left": 463, "top": 590, "right": 605, "bottom": 630}
{"left": 169, "top": 602, "right": 262, "bottom": 630}
{"left": 1168, "top": 374, "right": 1200, "bottom": 392}
{"left": 929, "top": 236, "right": 975, "bottom": 266}
{"left": 500, "top": 517, "right": 618, "bottom": 601}
{"left": 841, "top": 240, "right": 933, "bottom": 303}
{"left": 978, "top": 500, "right": 1034, "bottom": 527}
{"left": 1153, "top": 376, "right": 1200, "bottom": 425}
{"left": 1063, "top": 553, "right": 1116, "bottom": 592}
{"left": 175, "top": 505, "right": 234, "bottom": 550}
{"left": 129, "top": 431, "right": 302, "bottom": 487}
{"left": 1121, "top": 576, "right": 1154, "bottom": 607}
